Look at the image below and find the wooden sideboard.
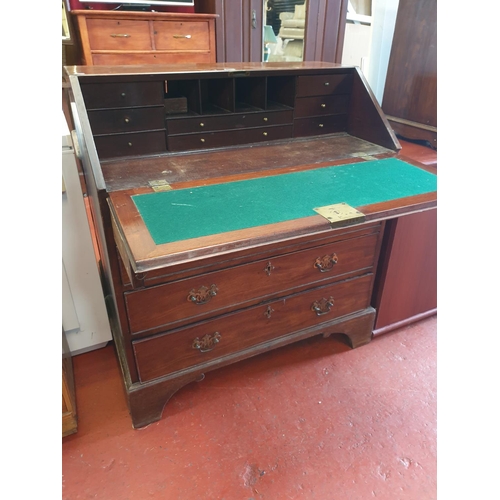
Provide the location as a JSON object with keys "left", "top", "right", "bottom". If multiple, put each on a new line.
{"left": 71, "top": 10, "right": 217, "bottom": 66}
{"left": 66, "top": 62, "right": 437, "bottom": 428}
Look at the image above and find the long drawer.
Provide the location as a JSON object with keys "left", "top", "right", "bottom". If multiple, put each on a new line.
{"left": 86, "top": 18, "right": 152, "bottom": 51}
{"left": 125, "top": 231, "right": 380, "bottom": 335}
{"left": 166, "top": 109, "right": 293, "bottom": 135}
{"left": 167, "top": 125, "right": 293, "bottom": 152}
{"left": 153, "top": 21, "right": 211, "bottom": 50}
{"left": 92, "top": 52, "right": 214, "bottom": 66}
{"left": 133, "top": 273, "right": 374, "bottom": 382}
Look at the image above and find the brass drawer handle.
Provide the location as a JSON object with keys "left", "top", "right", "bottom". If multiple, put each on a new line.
{"left": 127, "top": 142, "right": 133, "bottom": 147}
{"left": 314, "top": 253, "right": 338, "bottom": 272}
{"left": 199, "top": 122, "right": 205, "bottom": 127}
{"left": 110, "top": 34, "right": 131, "bottom": 38}
{"left": 173, "top": 34, "right": 192, "bottom": 38}
{"left": 200, "top": 138, "right": 206, "bottom": 143}
{"left": 124, "top": 117, "right": 130, "bottom": 123}
{"left": 318, "top": 123, "right": 324, "bottom": 128}
{"left": 311, "top": 297, "right": 334, "bottom": 316}
{"left": 263, "top": 132, "right": 268, "bottom": 136}
{"left": 263, "top": 117, "right": 268, "bottom": 122}
{"left": 192, "top": 332, "right": 221, "bottom": 352}
{"left": 321, "top": 103, "right": 326, "bottom": 108}
{"left": 324, "top": 82, "right": 330, "bottom": 86}
{"left": 188, "top": 284, "right": 218, "bottom": 305}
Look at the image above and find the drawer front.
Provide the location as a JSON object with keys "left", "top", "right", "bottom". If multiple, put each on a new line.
{"left": 86, "top": 19, "right": 152, "bottom": 51}
{"left": 166, "top": 110, "right": 294, "bottom": 135}
{"left": 294, "top": 95, "right": 350, "bottom": 118}
{"left": 81, "top": 81, "right": 164, "bottom": 109}
{"left": 94, "top": 130, "right": 167, "bottom": 159}
{"left": 133, "top": 274, "right": 374, "bottom": 382}
{"left": 88, "top": 107, "right": 165, "bottom": 135}
{"left": 125, "top": 232, "right": 380, "bottom": 334}
{"left": 153, "top": 21, "right": 210, "bottom": 50}
{"left": 294, "top": 115, "right": 348, "bottom": 137}
{"left": 92, "top": 52, "right": 213, "bottom": 66}
{"left": 296, "top": 74, "right": 353, "bottom": 97}
{"left": 167, "top": 125, "right": 293, "bottom": 152}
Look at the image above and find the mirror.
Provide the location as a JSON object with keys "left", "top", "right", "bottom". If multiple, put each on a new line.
{"left": 263, "top": 0, "right": 307, "bottom": 62}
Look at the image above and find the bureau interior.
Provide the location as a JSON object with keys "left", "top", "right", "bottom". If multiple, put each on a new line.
{"left": 80, "top": 66, "right": 381, "bottom": 161}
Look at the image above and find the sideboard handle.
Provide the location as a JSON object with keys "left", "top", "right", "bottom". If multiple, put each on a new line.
{"left": 110, "top": 34, "right": 130, "bottom": 38}
{"left": 188, "top": 284, "right": 218, "bottom": 305}
{"left": 173, "top": 34, "right": 192, "bottom": 39}
{"left": 192, "top": 332, "right": 221, "bottom": 352}
{"left": 311, "top": 297, "right": 334, "bottom": 316}
{"left": 314, "top": 253, "right": 338, "bottom": 272}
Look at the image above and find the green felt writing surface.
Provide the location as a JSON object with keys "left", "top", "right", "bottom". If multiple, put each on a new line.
{"left": 132, "top": 158, "right": 436, "bottom": 245}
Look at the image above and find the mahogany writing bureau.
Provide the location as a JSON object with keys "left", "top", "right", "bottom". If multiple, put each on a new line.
{"left": 66, "top": 62, "right": 437, "bottom": 428}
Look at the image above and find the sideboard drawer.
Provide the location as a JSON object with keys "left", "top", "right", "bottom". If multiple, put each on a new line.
{"left": 295, "top": 95, "right": 350, "bottom": 118}
{"left": 81, "top": 81, "right": 165, "bottom": 110}
{"left": 125, "top": 231, "right": 380, "bottom": 334}
{"left": 166, "top": 109, "right": 294, "bottom": 135}
{"left": 94, "top": 130, "right": 167, "bottom": 159}
{"left": 153, "top": 21, "right": 211, "bottom": 50}
{"left": 133, "top": 273, "right": 374, "bottom": 382}
{"left": 88, "top": 107, "right": 165, "bottom": 135}
{"left": 294, "top": 115, "right": 348, "bottom": 137}
{"left": 86, "top": 19, "right": 152, "bottom": 51}
{"left": 296, "top": 74, "right": 353, "bottom": 97}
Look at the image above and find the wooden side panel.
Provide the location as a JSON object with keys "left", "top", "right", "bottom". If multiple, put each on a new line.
{"left": 347, "top": 68, "right": 401, "bottom": 151}
{"left": 382, "top": 0, "right": 437, "bottom": 128}
{"left": 373, "top": 209, "right": 437, "bottom": 331}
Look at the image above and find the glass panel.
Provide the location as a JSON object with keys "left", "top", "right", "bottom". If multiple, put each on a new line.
{"left": 263, "top": 0, "right": 307, "bottom": 62}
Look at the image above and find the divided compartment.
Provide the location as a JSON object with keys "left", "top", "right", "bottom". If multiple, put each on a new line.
{"left": 234, "top": 77, "right": 266, "bottom": 112}
{"left": 200, "top": 78, "right": 235, "bottom": 114}
{"left": 164, "top": 79, "right": 201, "bottom": 116}
{"left": 267, "top": 75, "right": 295, "bottom": 110}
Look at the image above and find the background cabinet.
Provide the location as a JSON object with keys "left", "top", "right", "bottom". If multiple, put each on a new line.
{"left": 381, "top": 0, "right": 437, "bottom": 148}
{"left": 195, "top": 0, "right": 348, "bottom": 63}
{"left": 72, "top": 10, "right": 217, "bottom": 65}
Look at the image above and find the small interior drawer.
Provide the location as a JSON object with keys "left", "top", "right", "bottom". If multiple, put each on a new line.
{"left": 133, "top": 273, "right": 374, "bottom": 382}
{"left": 296, "top": 73, "right": 353, "bottom": 97}
{"left": 88, "top": 107, "right": 165, "bottom": 135}
{"left": 94, "top": 130, "right": 167, "bottom": 159}
{"left": 81, "top": 81, "right": 165, "bottom": 110}
{"left": 294, "top": 95, "right": 350, "bottom": 118}
{"left": 294, "top": 115, "right": 348, "bottom": 137}
{"left": 86, "top": 19, "right": 152, "bottom": 51}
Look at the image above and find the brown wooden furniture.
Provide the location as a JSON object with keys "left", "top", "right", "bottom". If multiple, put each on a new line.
{"left": 71, "top": 10, "right": 217, "bottom": 66}
{"left": 195, "top": 0, "right": 348, "bottom": 63}
{"left": 372, "top": 140, "right": 437, "bottom": 334}
{"left": 66, "top": 62, "right": 436, "bottom": 428}
{"left": 381, "top": 0, "right": 437, "bottom": 148}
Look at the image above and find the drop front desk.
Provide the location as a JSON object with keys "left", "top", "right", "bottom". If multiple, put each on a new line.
{"left": 66, "top": 62, "right": 437, "bottom": 428}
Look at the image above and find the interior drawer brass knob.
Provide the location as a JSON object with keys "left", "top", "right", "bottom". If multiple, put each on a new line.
{"left": 200, "top": 123, "right": 205, "bottom": 127}
{"left": 263, "top": 117, "right": 268, "bottom": 121}
{"left": 263, "top": 132, "right": 268, "bottom": 136}
{"left": 319, "top": 123, "right": 324, "bottom": 128}
{"left": 200, "top": 138, "right": 206, "bottom": 143}
{"left": 127, "top": 142, "right": 133, "bottom": 147}
{"left": 321, "top": 103, "right": 326, "bottom": 108}
{"left": 324, "top": 82, "right": 330, "bottom": 86}
{"left": 124, "top": 117, "right": 130, "bottom": 123}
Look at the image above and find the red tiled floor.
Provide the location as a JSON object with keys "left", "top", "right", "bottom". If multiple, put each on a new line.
{"left": 62, "top": 316, "right": 436, "bottom": 499}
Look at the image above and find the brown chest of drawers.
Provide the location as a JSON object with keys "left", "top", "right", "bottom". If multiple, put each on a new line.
{"left": 72, "top": 10, "right": 217, "bottom": 66}
{"left": 67, "top": 62, "right": 437, "bottom": 428}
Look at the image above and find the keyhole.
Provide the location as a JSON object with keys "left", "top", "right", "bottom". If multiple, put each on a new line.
{"left": 264, "top": 262, "right": 274, "bottom": 276}
{"left": 264, "top": 306, "right": 274, "bottom": 319}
